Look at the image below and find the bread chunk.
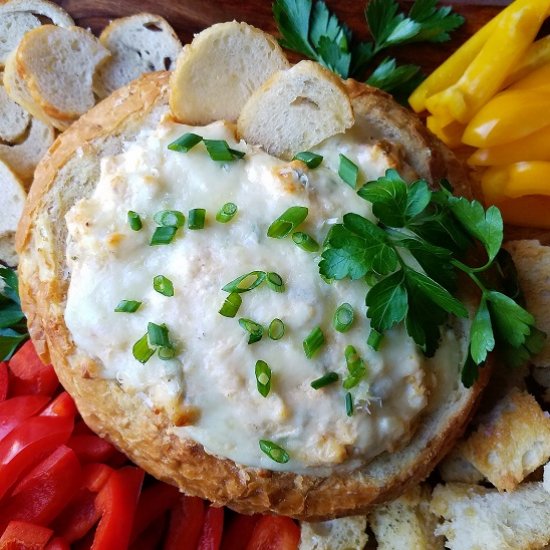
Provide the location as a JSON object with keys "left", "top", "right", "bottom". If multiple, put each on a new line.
{"left": 438, "top": 445, "right": 484, "bottom": 484}
{"left": 431, "top": 482, "right": 550, "bottom": 550}
{"left": 299, "top": 516, "right": 368, "bottom": 550}
{"left": 95, "top": 13, "right": 181, "bottom": 99}
{"left": 0, "top": 82, "right": 30, "bottom": 142}
{"left": 170, "top": 21, "right": 289, "bottom": 124}
{"left": 461, "top": 388, "right": 550, "bottom": 491}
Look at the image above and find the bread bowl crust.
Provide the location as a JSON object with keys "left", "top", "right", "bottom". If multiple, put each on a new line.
{"left": 16, "top": 71, "right": 491, "bottom": 520}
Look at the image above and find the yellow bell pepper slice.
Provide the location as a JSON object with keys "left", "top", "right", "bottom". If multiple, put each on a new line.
{"left": 462, "top": 90, "right": 550, "bottom": 148}
{"left": 503, "top": 35, "right": 550, "bottom": 87}
{"left": 426, "top": 116, "right": 465, "bottom": 149}
{"left": 486, "top": 196, "right": 550, "bottom": 229}
{"left": 508, "top": 62, "right": 550, "bottom": 91}
{"left": 481, "top": 162, "right": 550, "bottom": 202}
{"left": 469, "top": 124, "right": 550, "bottom": 166}
{"left": 422, "top": 0, "right": 550, "bottom": 124}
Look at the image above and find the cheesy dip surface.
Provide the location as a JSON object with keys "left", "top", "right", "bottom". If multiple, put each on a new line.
{"left": 64, "top": 118, "right": 467, "bottom": 473}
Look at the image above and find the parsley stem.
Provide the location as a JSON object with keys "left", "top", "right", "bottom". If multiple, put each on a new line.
{"left": 451, "top": 259, "right": 487, "bottom": 293}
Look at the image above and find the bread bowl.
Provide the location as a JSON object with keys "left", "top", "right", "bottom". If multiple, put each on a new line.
{"left": 16, "top": 69, "right": 491, "bottom": 521}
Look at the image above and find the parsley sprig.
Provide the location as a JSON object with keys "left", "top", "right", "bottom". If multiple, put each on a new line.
{"left": 0, "top": 267, "right": 29, "bottom": 360}
{"left": 319, "top": 170, "right": 545, "bottom": 386}
{"left": 273, "top": 0, "right": 464, "bottom": 99}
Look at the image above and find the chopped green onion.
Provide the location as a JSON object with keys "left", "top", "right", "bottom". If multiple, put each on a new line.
{"left": 268, "top": 318, "right": 285, "bottom": 340}
{"left": 293, "top": 151, "right": 323, "bottom": 169}
{"left": 132, "top": 333, "right": 154, "bottom": 364}
{"left": 153, "top": 210, "right": 185, "bottom": 228}
{"left": 114, "top": 300, "right": 142, "bottom": 313}
{"left": 311, "top": 372, "right": 339, "bottom": 390}
{"left": 203, "top": 139, "right": 245, "bottom": 161}
{"left": 239, "top": 318, "right": 264, "bottom": 344}
{"left": 303, "top": 326, "right": 325, "bottom": 359}
{"left": 259, "top": 439, "right": 289, "bottom": 464}
{"left": 345, "top": 392, "right": 354, "bottom": 416}
{"left": 153, "top": 275, "right": 174, "bottom": 297}
{"left": 333, "top": 303, "right": 354, "bottom": 333}
{"left": 292, "top": 232, "right": 319, "bottom": 252}
{"left": 367, "top": 329, "right": 383, "bottom": 351}
{"left": 147, "top": 322, "right": 170, "bottom": 348}
{"left": 255, "top": 360, "right": 272, "bottom": 397}
{"left": 127, "top": 211, "right": 142, "bottom": 231}
{"left": 267, "top": 206, "right": 308, "bottom": 239}
{"left": 150, "top": 226, "right": 178, "bottom": 245}
{"left": 167, "top": 132, "right": 202, "bottom": 152}
{"left": 338, "top": 154, "right": 359, "bottom": 188}
{"left": 216, "top": 202, "right": 238, "bottom": 223}
{"left": 158, "top": 346, "right": 176, "bottom": 360}
{"left": 343, "top": 345, "right": 367, "bottom": 390}
{"left": 219, "top": 292, "right": 242, "bottom": 318}
{"left": 222, "top": 271, "right": 266, "bottom": 293}
{"left": 266, "top": 272, "right": 285, "bottom": 293}
{"left": 188, "top": 209, "right": 206, "bottom": 230}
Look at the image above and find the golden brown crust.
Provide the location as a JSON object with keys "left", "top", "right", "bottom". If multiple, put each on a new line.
{"left": 17, "top": 71, "right": 490, "bottom": 520}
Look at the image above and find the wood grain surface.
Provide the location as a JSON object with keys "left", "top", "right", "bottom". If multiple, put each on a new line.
{"left": 51, "top": 0, "right": 512, "bottom": 73}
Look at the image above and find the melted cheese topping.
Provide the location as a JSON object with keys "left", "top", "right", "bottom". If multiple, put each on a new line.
{"left": 65, "top": 118, "right": 466, "bottom": 473}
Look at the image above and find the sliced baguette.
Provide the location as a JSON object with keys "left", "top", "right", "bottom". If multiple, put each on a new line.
{"left": 95, "top": 13, "right": 181, "bottom": 99}
{"left": 170, "top": 21, "right": 289, "bottom": 124}
{"left": 299, "top": 516, "right": 369, "bottom": 550}
{"left": 0, "top": 158, "right": 26, "bottom": 266}
{"left": 237, "top": 60, "right": 354, "bottom": 159}
{"left": 0, "top": 80, "right": 30, "bottom": 142}
{"left": 16, "top": 25, "right": 109, "bottom": 126}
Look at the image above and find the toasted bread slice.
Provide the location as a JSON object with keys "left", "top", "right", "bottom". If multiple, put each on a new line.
{"left": 16, "top": 25, "right": 109, "bottom": 126}
{"left": 0, "top": 0, "right": 73, "bottom": 67}
{"left": 0, "top": 80, "right": 30, "bottom": 142}
{"left": 300, "top": 516, "right": 369, "bottom": 550}
{"left": 170, "top": 21, "right": 289, "bottom": 124}
{"left": 0, "top": 158, "right": 26, "bottom": 266}
{"left": 95, "top": 13, "right": 181, "bottom": 99}
{"left": 237, "top": 60, "right": 354, "bottom": 159}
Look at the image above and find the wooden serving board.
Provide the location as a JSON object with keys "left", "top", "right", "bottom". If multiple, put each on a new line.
{"left": 52, "top": 0, "right": 512, "bottom": 73}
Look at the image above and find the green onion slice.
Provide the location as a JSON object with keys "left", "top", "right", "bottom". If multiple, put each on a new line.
{"left": 303, "top": 326, "right": 325, "bottom": 359}
{"left": 343, "top": 345, "right": 367, "bottom": 390}
{"left": 132, "top": 333, "right": 154, "bottom": 364}
{"left": 266, "top": 272, "right": 285, "bottom": 293}
{"left": 267, "top": 206, "right": 308, "bottom": 239}
{"left": 203, "top": 139, "right": 245, "bottom": 161}
{"left": 153, "top": 210, "right": 185, "bottom": 228}
{"left": 114, "top": 300, "right": 142, "bottom": 313}
{"left": 167, "top": 132, "right": 202, "bottom": 152}
{"left": 333, "top": 303, "right": 354, "bottom": 333}
{"left": 219, "top": 292, "right": 242, "bottom": 318}
{"left": 255, "top": 360, "right": 272, "bottom": 397}
{"left": 153, "top": 275, "right": 174, "bottom": 297}
{"left": 293, "top": 151, "right": 323, "bottom": 169}
{"left": 311, "top": 372, "right": 339, "bottom": 390}
{"left": 367, "top": 328, "right": 383, "bottom": 351}
{"left": 292, "top": 232, "right": 319, "bottom": 252}
{"left": 222, "top": 271, "right": 266, "bottom": 293}
{"left": 127, "top": 211, "right": 142, "bottom": 231}
{"left": 268, "top": 318, "right": 285, "bottom": 340}
{"left": 345, "top": 392, "right": 354, "bottom": 416}
{"left": 216, "top": 202, "right": 238, "bottom": 223}
{"left": 338, "top": 154, "right": 359, "bottom": 189}
{"left": 188, "top": 208, "right": 206, "bottom": 230}
{"left": 147, "top": 322, "right": 170, "bottom": 348}
{"left": 259, "top": 439, "right": 289, "bottom": 464}
{"left": 239, "top": 318, "right": 264, "bottom": 344}
{"left": 150, "top": 226, "right": 178, "bottom": 246}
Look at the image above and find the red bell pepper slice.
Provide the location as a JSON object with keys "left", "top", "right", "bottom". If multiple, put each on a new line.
{"left": 0, "top": 521, "right": 53, "bottom": 550}
{"left": 165, "top": 495, "right": 205, "bottom": 550}
{"left": 40, "top": 392, "right": 77, "bottom": 419}
{"left": 0, "top": 395, "right": 49, "bottom": 441}
{"left": 52, "top": 489, "right": 100, "bottom": 544}
{"left": 0, "top": 415, "right": 73, "bottom": 501}
{"left": 197, "top": 506, "right": 224, "bottom": 550}
{"left": 8, "top": 341, "right": 58, "bottom": 397}
{"left": 0, "top": 362, "right": 8, "bottom": 402}
{"left": 221, "top": 513, "right": 260, "bottom": 550}
{"left": 130, "top": 482, "right": 180, "bottom": 543}
{"left": 245, "top": 516, "right": 301, "bottom": 550}
{"left": 0, "top": 445, "right": 81, "bottom": 533}
{"left": 90, "top": 466, "right": 144, "bottom": 550}
{"left": 67, "top": 434, "right": 120, "bottom": 464}
{"left": 45, "top": 537, "right": 70, "bottom": 550}
{"left": 129, "top": 513, "right": 168, "bottom": 550}
{"left": 81, "top": 463, "right": 114, "bottom": 493}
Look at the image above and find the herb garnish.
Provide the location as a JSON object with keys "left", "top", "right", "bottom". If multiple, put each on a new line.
{"left": 259, "top": 439, "right": 290, "bottom": 463}
{"left": 319, "top": 169, "right": 545, "bottom": 385}
{"left": 273, "top": 0, "right": 464, "bottom": 100}
{"left": 255, "top": 360, "right": 272, "bottom": 397}
{"left": 0, "top": 268, "right": 29, "bottom": 361}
